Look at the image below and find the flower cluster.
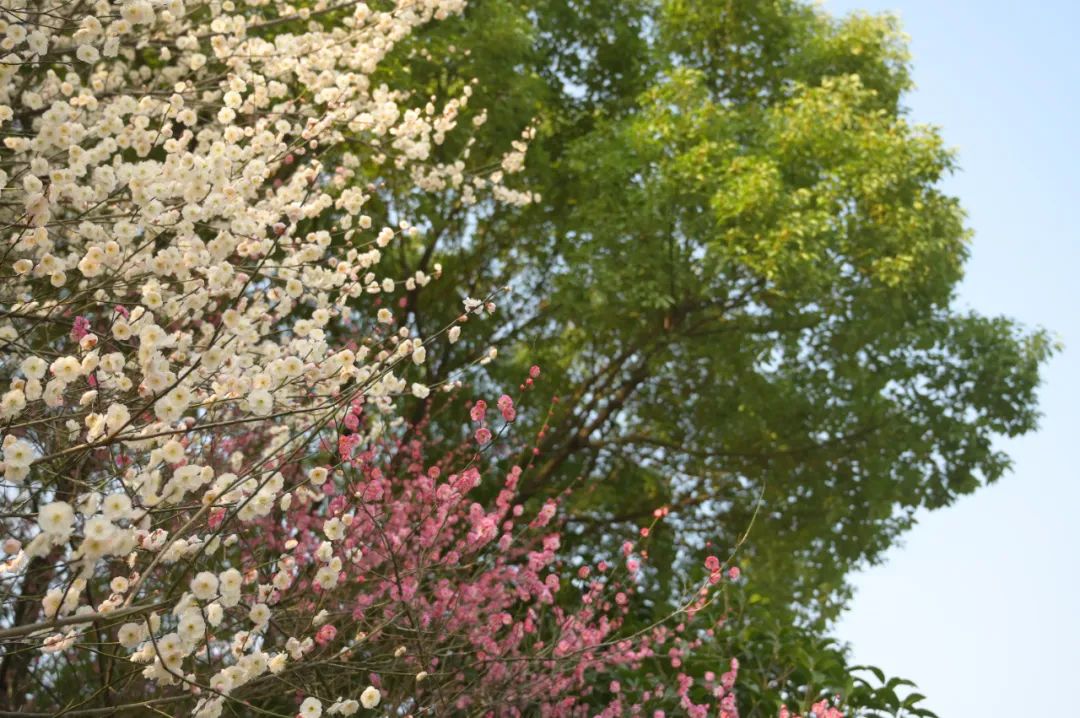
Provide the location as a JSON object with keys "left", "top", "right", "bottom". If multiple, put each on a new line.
{"left": 0, "top": 0, "right": 539, "bottom": 713}
{"left": 239, "top": 410, "right": 753, "bottom": 716}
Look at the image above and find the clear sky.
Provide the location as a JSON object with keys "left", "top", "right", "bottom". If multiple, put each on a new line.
{"left": 820, "top": 1, "right": 1080, "bottom": 715}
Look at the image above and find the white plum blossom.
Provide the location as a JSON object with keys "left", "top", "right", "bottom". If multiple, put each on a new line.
{"left": 249, "top": 603, "right": 271, "bottom": 628}
{"left": 324, "top": 518, "right": 345, "bottom": 541}
{"left": 247, "top": 389, "right": 274, "bottom": 416}
{"left": 4, "top": 437, "right": 36, "bottom": 476}
{"left": 0, "top": 0, "right": 537, "bottom": 711}
{"left": 360, "top": 686, "right": 381, "bottom": 709}
{"left": 117, "top": 622, "right": 144, "bottom": 649}
{"left": 37, "top": 501, "right": 75, "bottom": 537}
{"left": 300, "top": 697, "right": 323, "bottom": 718}
{"left": 102, "top": 494, "right": 132, "bottom": 521}
{"left": 190, "top": 572, "right": 219, "bottom": 601}
{"left": 329, "top": 698, "right": 360, "bottom": 716}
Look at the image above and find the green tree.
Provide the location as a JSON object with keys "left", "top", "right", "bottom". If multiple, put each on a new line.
{"left": 338, "top": 0, "right": 1052, "bottom": 711}
{"left": 373, "top": 0, "right": 1050, "bottom": 614}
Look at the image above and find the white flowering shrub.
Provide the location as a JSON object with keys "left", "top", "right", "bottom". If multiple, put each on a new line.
{"left": 0, "top": 0, "right": 538, "bottom": 714}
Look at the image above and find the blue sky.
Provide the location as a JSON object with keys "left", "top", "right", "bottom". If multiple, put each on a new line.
{"left": 821, "top": 1, "right": 1080, "bottom": 715}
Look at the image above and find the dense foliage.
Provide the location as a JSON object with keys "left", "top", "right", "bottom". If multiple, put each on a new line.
{"left": 372, "top": 0, "right": 1052, "bottom": 619}
{"left": 346, "top": 0, "right": 1052, "bottom": 713}
{"left": 0, "top": 0, "right": 1049, "bottom": 716}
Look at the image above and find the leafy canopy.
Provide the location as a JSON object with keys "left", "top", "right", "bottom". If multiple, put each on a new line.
{"left": 372, "top": 0, "right": 1052, "bottom": 619}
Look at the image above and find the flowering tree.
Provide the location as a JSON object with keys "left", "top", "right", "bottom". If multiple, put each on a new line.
{"left": 0, "top": 1, "right": 814, "bottom": 716}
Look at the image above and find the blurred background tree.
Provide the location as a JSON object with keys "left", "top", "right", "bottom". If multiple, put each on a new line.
{"left": 329, "top": 0, "right": 1052, "bottom": 713}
